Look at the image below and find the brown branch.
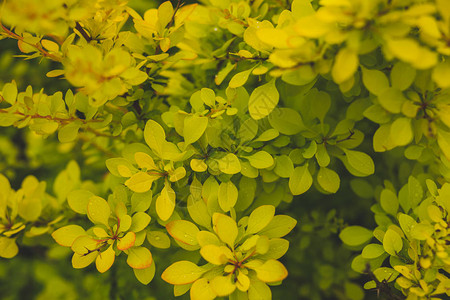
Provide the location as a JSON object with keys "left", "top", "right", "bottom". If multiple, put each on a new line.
{"left": 74, "top": 22, "right": 91, "bottom": 42}
{"left": 0, "top": 22, "right": 62, "bottom": 62}
{"left": 0, "top": 108, "right": 103, "bottom": 125}
{"left": 166, "top": 0, "right": 183, "bottom": 29}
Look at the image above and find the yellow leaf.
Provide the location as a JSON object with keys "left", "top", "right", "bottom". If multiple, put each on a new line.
{"left": 332, "top": 47, "right": 359, "bottom": 84}
{"left": 210, "top": 275, "right": 236, "bottom": 296}
{"left": 433, "top": 61, "right": 450, "bottom": 88}
{"left": 212, "top": 213, "right": 238, "bottom": 247}
{"left": 253, "top": 259, "right": 288, "bottom": 283}
{"left": 71, "top": 235, "right": 99, "bottom": 255}
{"left": 156, "top": 184, "right": 176, "bottom": 221}
{"left": 158, "top": 1, "right": 174, "bottom": 28}
{"left": 190, "top": 159, "right": 208, "bottom": 172}
{"left": 166, "top": 220, "right": 200, "bottom": 246}
{"left": 117, "top": 232, "right": 136, "bottom": 250}
{"left": 52, "top": 225, "right": 86, "bottom": 247}
{"left": 127, "top": 247, "right": 153, "bottom": 269}
{"left": 41, "top": 39, "right": 59, "bottom": 52}
{"left": 72, "top": 251, "right": 97, "bottom": 269}
{"left": 0, "top": 237, "right": 18, "bottom": 258}
{"left": 144, "top": 120, "right": 166, "bottom": 157}
{"left": 162, "top": 261, "right": 205, "bottom": 285}
{"left": 217, "top": 153, "right": 241, "bottom": 175}
{"left": 117, "top": 165, "right": 133, "bottom": 177}
{"left": 96, "top": 245, "right": 115, "bottom": 273}
{"left": 256, "top": 28, "right": 289, "bottom": 48}
{"left": 200, "top": 245, "right": 229, "bottom": 265}
{"left": 169, "top": 167, "right": 186, "bottom": 182}
{"left": 125, "top": 172, "right": 159, "bottom": 193}
{"left": 134, "top": 152, "right": 157, "bottom": 170}
{"left": 294, "top": 15, "right": 330, "bottom": 38}
{"left": 190, "top": 278, "right": 216, "bottom": 300}
{"left": 87, "top": 196, "right": 111, "bottom": 227}
{"left": 236, "top": 270, "right": 250, "bottom": 291}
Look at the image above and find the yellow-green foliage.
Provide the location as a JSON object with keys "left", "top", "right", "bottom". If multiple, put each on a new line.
{"left": 0, "top": 0, "right": 449, "bottom": 299}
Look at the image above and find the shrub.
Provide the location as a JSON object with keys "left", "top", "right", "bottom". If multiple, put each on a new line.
{"left": 0, "top": 0, "right": 449, "bottom": 299}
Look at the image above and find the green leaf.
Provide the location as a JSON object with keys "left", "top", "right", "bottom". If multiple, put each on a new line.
{"left": 133, "top": 261, "right": 155, "bottom": 285}
{"left": 254, "top": 129, "right": 279, "bottom": 142}
{"left": 52, "top": 225, "right": 86, "bottom": 247}
{"left": 58, "top": 122, "right": 81, "bottom": 143}
{"left": 147, "top": 230, "right": 171, "bottom": 249}
{"left": 317, "top": 167, "right": 340, "bottom": 193}
{"left": 361, "top": 67, "right": 389, "bottom": 96}
{"left": 380, "top": 189, "right": 399, "bottom": 216}
{"left": 200, "top": 88, "right": 215, "bottom": 107}
{"left": 249, "top": 79, "right": 279, "bottom": 120}
{"left": 273, "top": 155, "right": 294, "bottom": 178}
{"left": 340, "top": 226, "right": 372, "bottom": 246}
{"left": 87, "top": 196, "right": 111, "bottom": 227}
{"left": 315, "top": 143, "right": 330, "bottom": 167}
{"left": 361, "top": 244, "right": 385, "bottom": 259}
{"left": 144, "top": 120, "right": 166, "bottom": 157}
{"left": 238, "top": 118, "right": 258, "bottom": 143}
{"left": 378, "top": 88, "right": 407, "bottom": 114}
{"left": 268, "top": 108, "right": 304, "bottom": 135}
{"left": 246, "top": 205, "right": 275, "bottom": 235}
{"left": 187, "top": 195, "right": 211, "bottom": 228}
{"left": 106, "top": 158, "right": 136, "bottom": 177}
{"left": 131, "top": 190, "right": 152, "bottom": 213}
{"left": 390, "top": 118, "right": 412, "bottom": 146}
{"left": 129, "top": 212, "right": 151, "bottom": 232}
{"left": 218, "top": 181, "right": 238, "bottom": 212}
{"left": 383, "top": 229, "right": 402, "bottom": 256}
{"left": 246, "top": 151, "right": 274, "bottom": 169}
{"left": 391, "top": 61, "right": 416, "bottom": 91}
{"left": 398, "top": 213, "right": 417, "bottom": 239}
{"left": 289, "top": 165, "right": 313, "bottom": 195}
{"left": 217, "top": 153, "right": 241, "bottom": 174}
{"left": 2, "top": 81, "right": 18, "bottom": 105}
{"left": 184, "top": 115, "right": 208, "bottom": 145}
{"left": 229, "top": 68, "right": 253, "bottom": 88}
{"left": 343, "top": 149, "right": 375, "bottom": 177}
{"left": 162, "top": 261, "right": 205, "bottom": 285}
{"left": 259, "top": 215, "right": 297, "bottom": 238}
{"left": 156, "top": 184, "right": 176, "bottom": 221}
{"left": 408, "top": 176, "right": 423, "bottom": 209}
{"left": 127, "top": 247, "right": 153, "bottom": 269}
{"left": 166, "top": 220, "right": 200, "bottom": 246}
{"left": 248, "top": 279, "right": 271, "bottom": 300}
{"left": 215, "top": 62, "right": 235, "bottom": 86}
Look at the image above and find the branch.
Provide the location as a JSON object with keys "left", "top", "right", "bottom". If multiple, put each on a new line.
{"left": 0, "top": 22, "right": 62, "bottom": 62}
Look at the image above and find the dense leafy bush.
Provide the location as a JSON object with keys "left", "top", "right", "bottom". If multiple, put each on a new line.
{"left": 0, "top": 0, "right": 449, "bottom": 299}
